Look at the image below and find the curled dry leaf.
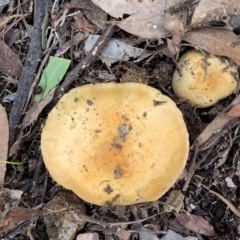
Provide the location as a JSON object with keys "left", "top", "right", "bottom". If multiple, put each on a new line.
{"left": 175, "top": 213, "right": 216, "bottom": 236}
{"left": 91, "top": 0, "right": 170, "bottom": 38}
{"left": 0, "top": 40, "right": 23, "bottom": 78}
{"left": 183, "top": 28, "right": 240, "bottom": 66}
{"left": 0, "top": 104, "right": 9, "bottom": 186}
{"left": 191, "top": 0, "right": 240, "bottom": 28}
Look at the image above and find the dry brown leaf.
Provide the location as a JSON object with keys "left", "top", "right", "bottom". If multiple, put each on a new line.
{"left": 0, "top": 206, "right": 67, "bottom": 234}
{"left": 164, "top": 0, "right": 188, "bottom": 55}
{"left": 175, "top": 213, "right": 216, "bottom": 236}
{"left": 202, "top": 185, "right": 240, "bottom": 218}
{"left": 164, "top": 0, "right": 188, "bottom": 31}
{"left": 116, "top": 228, "right": 131, "bottom": 240}
{"left": 0, "top": 40, "right": 23, "bottom": 77}
{"left": 184, "top": 28, "right": 240, "bottom": 66}
{"left": 69, "top": 0, "right": 107, "bottom": 30}
{"left": 21, "top": 88, "right": 55, "bottom": 128}
{"left": 193, "top": 94, "right": 240, "bottom": 150}
{"left": 8, "top": 88, "right": 56, "bottom": 157}
{"left": 91, "top": 0, "right": 170, "bottom": 38}
{"left": 0, "top": 104, "right": 9, "bottom": 186}
{"left": 226, "top": 103, "right": 240, "bottom": 117}
{"left": 0, "top": 207, "right": 46, "bottom": 233}
{"left": 191, "top": 0, "right": 240, "bottom": 28}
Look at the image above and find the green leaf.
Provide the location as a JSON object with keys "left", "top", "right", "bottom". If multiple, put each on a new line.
{"left": 34, "top": 57, "right": 71, "bottom": 102}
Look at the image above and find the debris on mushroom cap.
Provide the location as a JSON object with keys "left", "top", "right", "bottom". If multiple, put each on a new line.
{"left": 172, "top": 49, "right": 238, "bottom": 108}
{"left": 41, "top": 82, "right": 189, "bottom": 206}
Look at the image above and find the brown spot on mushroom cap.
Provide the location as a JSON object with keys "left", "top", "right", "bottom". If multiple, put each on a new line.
{"left": 172, "top": 50, "right": 238, "bottom": 108}
{"left": 41, "top": 82, "right": 189, "bottom": 205}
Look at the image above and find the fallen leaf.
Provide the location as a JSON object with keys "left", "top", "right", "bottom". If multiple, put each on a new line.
{"left": 91, "top": 0, "right": 170, "bottom": 38}
{"left": 0, "top": 207, "right": 46, "bottom": 233}
{"left": 161, "top": 230, "right": 198, "bottom": 240}
{"left": 76, "top": 0, "right": 107, "bottom": 30}
{"left": 84, "top": 35, "right": 153, "bottom": 66}
{"left": 164, "top": 0, "right": 188, "bottom": 32}
{"left": 139, "top": 230, "right": 159, "bottom": 240}
{"left": 184, "top": 28, "right": 240, "bottom": 66}
{"left": 191, "top": 0, "right": 240, "bottom": 28}
{"left": 0, "top": 206, "right": 67, "bottom": 234}
{"left": 175, "top": 213, "right": 216, "bottom": 236}
{"left": 164, "top": 0, "right": 189, "bottom": 55}
{"left": 2, "top": 28, "right": 20, "bottom": 47}
{"left": 0, "top": 40, "right": 23, "bottom": 77}
{"left": 34, "top": 57, "right": 71, "bottom": 101}
{"left": 227, "top": 103, "right": 240, "bottom": 117}
{"left": 76, "top": 233, "right": 99, "bottom": 240}
{"left": 0, "top": 188, "right": 23, "bottom": 208}
{"left": 22, "top": 88, "right": 56, "bottom": 129}
{"left": 193, "top": 94, "right": 240, "bottom": 150}
{"left": 169, "top": 219, "right": 191, "bottom": 235}
{"left": 0, "top": 104, "right": 9, "bottom": 186}
{"left": 116, "top": 228, "right": 131, "bottom": 240}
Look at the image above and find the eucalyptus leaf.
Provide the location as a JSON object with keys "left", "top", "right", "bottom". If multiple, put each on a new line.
{"left": 34, "top": 57, "right": 70, "bottom": 102}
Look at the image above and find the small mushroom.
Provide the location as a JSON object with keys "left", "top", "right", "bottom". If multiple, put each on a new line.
{"left": 41, "top": 82, "right": 189, "bottom": 205}
{"left": 172, "top": 50, "right": 238, "bottom": 108}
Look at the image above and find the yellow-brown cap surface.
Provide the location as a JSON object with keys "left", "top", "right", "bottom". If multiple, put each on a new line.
{"left": 41, "top": 82, "right": 189, "bottom": 205}
{"left": 172, "top": 50, "right": 238, "bottom": 108}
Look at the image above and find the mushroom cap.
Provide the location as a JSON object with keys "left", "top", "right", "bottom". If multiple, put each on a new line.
{"left": 172, "top": 50, "right": 238, "bottom": 108}
{"left": 41, "top": 83, "right": 189, "bottom": 205}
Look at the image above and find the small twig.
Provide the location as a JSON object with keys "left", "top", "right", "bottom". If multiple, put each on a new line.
{"left": 74, "top": 212, "right": 163, "bottom": 228}
{"left": 202, "top": 184, "right": 240, "bottom": 218}
{"left": 183, "top": 141, "right": 199, "bottom": 191}
{"left": 8, "top": 0, "right": 48, "bottom": 148}
{"left": 51, "top": 24, "right": 117, "bottom": 105}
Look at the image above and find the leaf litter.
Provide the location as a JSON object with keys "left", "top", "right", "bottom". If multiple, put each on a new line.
{"left": 1, "top": 0, "right": 240, "bottom": 239}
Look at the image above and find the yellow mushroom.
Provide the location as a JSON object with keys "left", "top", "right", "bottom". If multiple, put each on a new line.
{"left": 172, "top": 50, "right": 238, "bottom": 108}
{"left": 41, "top": 82, "right": 189, "bottom": 205}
